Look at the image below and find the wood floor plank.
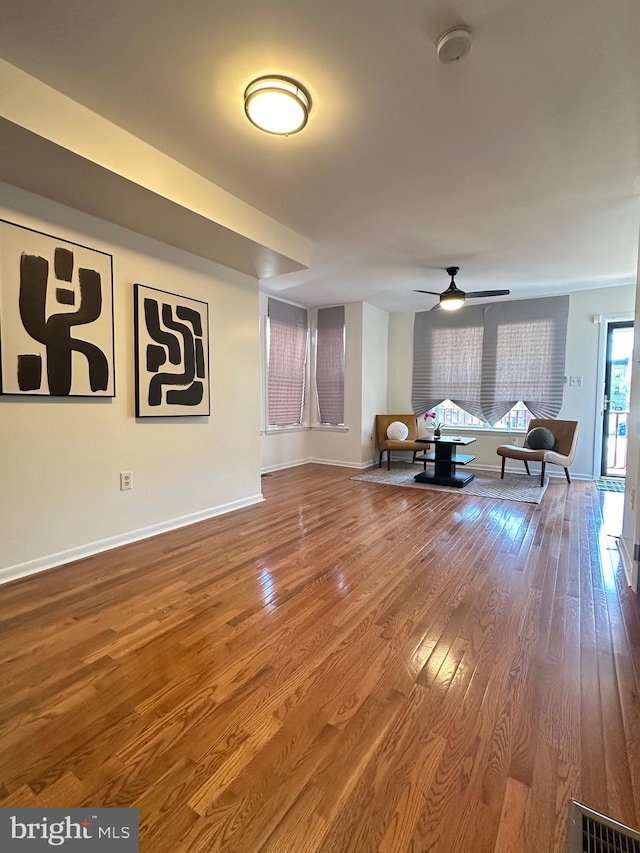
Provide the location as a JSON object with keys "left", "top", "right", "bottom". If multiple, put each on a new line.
{"left": 259, "top": 786, "right": 330, "bottom": 853}
{"left": 317, "top": 686, "right": 445, "bottom": 852}
{"left": 0, "top": 465, "right": 638, "bottom": 851}
{"left": 492, "top": 776, "right": 530, "bottom": 853}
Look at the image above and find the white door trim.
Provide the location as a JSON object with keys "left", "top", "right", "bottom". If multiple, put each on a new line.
{"left": 592, "top": 312, "right": 634, "bottom": 478}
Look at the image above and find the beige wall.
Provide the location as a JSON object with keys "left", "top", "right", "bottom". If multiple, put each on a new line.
{"left": 0, "top": 183, "right": 262, "bottom": 582}
{"left": 387, "top": 285, "right": 636, "bottom": 478}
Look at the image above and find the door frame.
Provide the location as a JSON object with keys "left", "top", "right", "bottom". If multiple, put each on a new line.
{"left": 593, "top": 312, "right": 634, "bottom": 479}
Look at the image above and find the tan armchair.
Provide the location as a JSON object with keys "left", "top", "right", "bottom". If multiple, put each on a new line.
{"left": 375, "top": 414, "right": 429, "bottom": 470}
{"left": 496, "top": 418, "right": 580, "bottom": 486}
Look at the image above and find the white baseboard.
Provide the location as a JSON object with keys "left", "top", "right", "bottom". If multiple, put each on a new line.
{"left": 0, "top": 494, "right": 264, "bottom": 587}
{"left": 618, "top": 537, "right": 635, "bottom": 588}
{"left": 307, "top": 457, "right": 373, "bottom": 469}
{"left": 262, "top": 457, "right": 373, "bottom": 473}
{"left": 261, "top": 458, "right": 311, "bottom": 474}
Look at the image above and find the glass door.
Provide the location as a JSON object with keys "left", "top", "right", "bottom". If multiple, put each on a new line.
{"left": 601, "top": 321, "right": 633, "bottom": 477}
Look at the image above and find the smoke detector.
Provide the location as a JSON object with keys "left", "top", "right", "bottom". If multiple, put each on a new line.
{"left": 437, "top": 26, "right": 472, "bottom": 63}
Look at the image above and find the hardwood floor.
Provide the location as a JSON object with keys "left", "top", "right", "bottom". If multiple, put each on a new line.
{"left": 1, "top": 464, "right": 639, "bottom": 851}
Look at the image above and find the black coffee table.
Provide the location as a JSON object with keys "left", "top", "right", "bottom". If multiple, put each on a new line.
{"left": 414, "top": 435, "right": 476, "bottom": 488}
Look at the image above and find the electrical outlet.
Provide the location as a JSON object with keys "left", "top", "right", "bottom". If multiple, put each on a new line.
{"left": 120, "top": 471, "right": 133, "bottom": 491}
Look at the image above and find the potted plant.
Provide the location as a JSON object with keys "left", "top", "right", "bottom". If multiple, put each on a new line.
{"left": 423, "top": 411, "right": 444, "bottom": 438}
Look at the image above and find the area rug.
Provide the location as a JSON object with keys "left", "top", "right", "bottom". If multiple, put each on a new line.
{"left": 351, "top": 463, "right": 548, "bottom": 504}
{"left": 595, "top": 478, "right": 625, "bottom": 492}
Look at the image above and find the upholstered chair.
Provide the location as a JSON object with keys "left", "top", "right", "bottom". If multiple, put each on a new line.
{"left": 496, "top": 418, "right": 580, "bottom": 486}
{"left": 375, "top": 414, "right": 429, "bottom": 470}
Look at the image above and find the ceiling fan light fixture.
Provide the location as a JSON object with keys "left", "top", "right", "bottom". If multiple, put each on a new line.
{"left": 413, "top": 266, "right": 509, "bottom": 309}
{"left": 440, "top": 290, "right": 465, "bottom": 311}
{"left": 244, "top": 76, "right": 311, "bottom": 135}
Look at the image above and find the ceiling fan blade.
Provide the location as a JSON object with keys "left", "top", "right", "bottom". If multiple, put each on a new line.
{"left": 465, "top": 289, "right": 510, "bottom": 298}
{"left": 414, "top": 289, "right": 441, "bottom": 296}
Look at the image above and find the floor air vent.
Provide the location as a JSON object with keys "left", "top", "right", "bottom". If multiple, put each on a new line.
{"left": 595, "top": 478, "right": 625, "bottom": 492}
{"left": 568, "top": 801, "right": 640, "bottom": 852}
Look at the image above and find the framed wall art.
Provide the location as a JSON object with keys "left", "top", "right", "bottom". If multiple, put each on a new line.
{"left": 134, "top": 283, "right": 210, "bottom": 417}
{"left": 0, "top": 219, "right": 115, "bottom": 397}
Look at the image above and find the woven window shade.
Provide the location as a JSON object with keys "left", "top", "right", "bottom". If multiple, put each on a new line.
{"left": 481, "top": 297, "right": 569, "bottom": 423}
{"left": 267, "top": 298, "right": 308, "bottom": 427}
{"left": 412, "top": 305, "right": 485, "bottom": 420}
{"left": 412, "top": 296, "right": 569, "bottom": 425}
{"left": 316, "top": 306, "right": 345, "bottom": 425}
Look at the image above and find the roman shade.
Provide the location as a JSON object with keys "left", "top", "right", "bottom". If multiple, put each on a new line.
{"left": 267, "top": 298, "right": 308, "bottom": 427}
{"left": 412, "top": 296, "right": 569, "bottom": 425}
{"left": 315, "top": 305, "right": 345, "bottom": 425}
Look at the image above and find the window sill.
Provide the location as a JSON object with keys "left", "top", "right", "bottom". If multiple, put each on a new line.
{"left": 421, "top": 425, "right": 528, "bottom": 437}
{"left": 262, "top": 425, "right": 309, "bottom": 435}
{"left": 311, "top": 425, "right": 348, "bottom": 432}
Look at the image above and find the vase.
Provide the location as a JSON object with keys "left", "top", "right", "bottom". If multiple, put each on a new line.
{"left": 434, "top": 429, "right": 442, "bottom": 438}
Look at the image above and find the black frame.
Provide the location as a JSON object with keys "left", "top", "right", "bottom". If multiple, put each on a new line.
{"left": 134, "top": 283, "right": 210, "bottom": 418}
{"left": 0, "top": 218, "right": 116, "bottom": 399}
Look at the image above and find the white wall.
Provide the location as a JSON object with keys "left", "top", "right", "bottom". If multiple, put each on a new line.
{"left": 620, "top": 239, "right": 640, "bottom": 590}
{"left": 565, "top": 286, "right": 635, "bottom": 476}
{"left": 0, "top": 59, "right": 311, "bottom": 276}
{"left": 387, "top": 313, "right": 414, "bottom": 415}
{"left": 388, "top": 285, "right": 636, "bottom": 478}
{"left": 259, "top": 292, "right": 312, "bottom": 472}
{"left": 260, "top": 301, "right": 388, "bottom": 471}
{"left": 360, "top": 302, "right": 388, "bottom": 465}
{"left": 260, "top": 428, "right": 311, "bottom": 472}
{"left": 309, "top": 303, "right": 364, "bottom": 466}
{"left": 0, "top": 183, "right": 262, "bottom": 582}
{"left": 620, "top": 318, "right": 640, "bottom": 589}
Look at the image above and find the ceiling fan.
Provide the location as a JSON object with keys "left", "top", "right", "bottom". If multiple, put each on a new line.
{"left": 414, "top": 266, "right": 510, "bottom": 311}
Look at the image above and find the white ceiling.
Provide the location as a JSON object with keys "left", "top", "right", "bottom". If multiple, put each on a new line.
{"left": 1, "top": 0, "right": 639, "bottom": 312}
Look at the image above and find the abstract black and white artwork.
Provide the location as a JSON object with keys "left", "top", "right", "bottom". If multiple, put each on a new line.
{"left": 134, "top": 283, "right": 210, "bottom": 417}
{"left": 0, "top": 220, "right": 115, "bottom": 397}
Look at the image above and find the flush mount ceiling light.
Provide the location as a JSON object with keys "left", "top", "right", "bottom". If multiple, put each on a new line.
{"left": 244, "top": 76, "right": 311, "bottom": 135}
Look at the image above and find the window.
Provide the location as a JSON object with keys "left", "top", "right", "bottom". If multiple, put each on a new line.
{"left": 413, "top": 296, "right": 569, "bottom": 427}
{"left": 431, "top": 400, "right": 483, "bottom": 428}
{"left": 431, "top": 400, "right": 534, "bottom": 430}
{"left": 493, "top": 402, "right": 534, "bottom": 430}
{"left": 315, "top": 306, "right": 345, "bottom": 425}
{"left": 267, "top": 298, "right": 308, "bottom": 427}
